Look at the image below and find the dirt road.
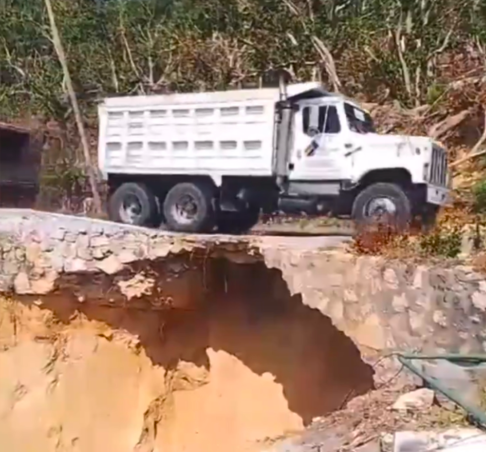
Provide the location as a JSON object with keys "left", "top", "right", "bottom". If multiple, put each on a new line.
{"left": 0, "top": 208, "right": 352, "bottom": 252}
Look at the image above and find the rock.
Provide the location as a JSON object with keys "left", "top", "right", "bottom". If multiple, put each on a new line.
{"left": 412, "top": 266, "right": 428, "bottom": 289}
{"left": 25, "top": 243, "right": 42, "bottom": 263}
{"left": 14, "top": 247, "right": 25, "bottom": 261}
{"left": 118, "top": 274, "right": 155, "bottom": 300}
{"left": 392, "top": 388, "right": 434, "bottom": 412}
{"left": 392, "top": 293, "right": 408, "bottom": 313}
{"left": 355, "top": 440, "right": 380, "bottom": 452}
{"left": 393, "top": 429, "right": 486, "bottom": 452}
{"left": 0, "top": 275, "right": 13, "bottom": 292}
{"left": 383, "top": 268, "right": 399, "bottom": 290}
{"left": 472, "top": 290, "right": 486, "bottom": 311}
{"left": 95, "top": 255, "right": 124, "bottom": 275}
{"left": 92, "top": 245, "right": 110, "bottom": 260}
{"left": 76, "top": 234, "right": 92, "bottom": 260}
{"left": 3, "top": 258, "right": 19, "bottom": 276}
{"left": 91, "top": 235, "right": 110, "bottom": 248}
{"left": 432, "top": 310, "right": 448, "bottom": 327}
{"left": 64, "top": 258, "right": 90, "bottom": 273}
{"left": 65, "top": 231, "right": 79, "bottom": 243}
{"left": 460, "top": 232, "right": 475, "bottom": 258}
{"left": 352, "top": 313, "right": 387, "bottom": 350}
{"left": 61, "top": 242, "right": 77, "bottom": 260}
{"left": 30, "top": 271, "right": 58, "bottom": 295}
{"left": 117, "top": 250, "right": 139, "bottom": 264}
{"left": 0, "top": 240, "right": 12, "bottom": 252}
{"left": 50, "top": 227, "right": 66, "bottom": 241}
{"left": 13, "top": 272, "right": 31, "bottom": 294}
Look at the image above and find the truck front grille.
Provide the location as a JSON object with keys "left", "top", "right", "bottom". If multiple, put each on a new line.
{"left": 429, "top": 145, "right": 448, "bottom": 186}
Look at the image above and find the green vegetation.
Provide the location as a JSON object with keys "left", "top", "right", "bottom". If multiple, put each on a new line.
{"left": 2, "top": 0, "right": 486, "bottom": 244}
{"left": 473, "top": 180, "right": 486, "bottom": 214}
{"left": 418, "top": 225, "right": 462, "bottom": 258}
{"left": 0, "top": 0, "right": 484, "bottom": 124}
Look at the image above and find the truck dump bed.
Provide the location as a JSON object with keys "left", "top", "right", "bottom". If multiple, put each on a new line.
{"left": 98, "top": 88, "right": 285, "bottom": 179}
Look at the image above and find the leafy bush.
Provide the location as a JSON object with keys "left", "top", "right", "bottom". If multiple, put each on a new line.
{"left": 418, "top": 225, "right": 462, "bottom": 258}
{"left": 352, "top": 222, "right": 463, "bottom": 259}
{"left": 0, "top": 0, "right": 482, "bottom": 123}
{"left": 472, "top": 180, "right": 486, "bottom": 214}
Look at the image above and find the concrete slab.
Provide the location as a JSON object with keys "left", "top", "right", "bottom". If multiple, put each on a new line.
{"left": 393, "top": 429, "right": 486, "bottom": 452}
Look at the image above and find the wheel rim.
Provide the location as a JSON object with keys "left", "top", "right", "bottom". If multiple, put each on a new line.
{"left": 172, "top": 194, "right": 198, "bottom": 225}
{"left": 119, "top": 194, "right": 143, "bottom": 224}
{"left": 363, "top": 197, "right": 397, "bottom": 223}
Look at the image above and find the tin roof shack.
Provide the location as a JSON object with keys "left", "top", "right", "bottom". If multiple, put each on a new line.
{"left": 0, "top": 122, "right": 40, "bottom": 207}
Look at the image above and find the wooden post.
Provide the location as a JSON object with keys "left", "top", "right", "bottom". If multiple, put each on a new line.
{"left": 44, "top": 0, "right": 103, "bottom": 214}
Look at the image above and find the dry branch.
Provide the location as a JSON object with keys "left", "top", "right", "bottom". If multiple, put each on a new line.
{"left": 451, "top": 109, "right": 486, "bottom": 168}
{"left": 394, "top": 14, "right": 412, "bottom": 100}
{"left": 44, "top": 0, "right": 102, "bottom": 213}
{"left": 427, "top": 109, "right": 470, "bottom": 139}
{"left": 311, "top": 36, "right": 342, "bottom": 92}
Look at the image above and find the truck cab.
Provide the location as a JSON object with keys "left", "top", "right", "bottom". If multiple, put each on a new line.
{"left": 276, "top": 90, "right": 450, "bottom": 229}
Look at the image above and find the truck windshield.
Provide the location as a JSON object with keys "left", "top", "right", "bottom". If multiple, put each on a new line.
{"left": 344, "top": 103, "right": 375, "bottom": 134}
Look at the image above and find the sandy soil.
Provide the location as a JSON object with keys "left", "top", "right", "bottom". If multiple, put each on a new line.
{"left": 0, "top": 259, "right": 373, "bottom": 452}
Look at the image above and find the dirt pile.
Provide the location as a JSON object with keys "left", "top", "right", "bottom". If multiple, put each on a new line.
{"left": 0, "top": 257, "right": 373, "bottom": 452}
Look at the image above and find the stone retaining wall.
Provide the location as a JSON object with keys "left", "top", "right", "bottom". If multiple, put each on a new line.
{"left": 1, "top": 210, "right": 485, "bottom": 361}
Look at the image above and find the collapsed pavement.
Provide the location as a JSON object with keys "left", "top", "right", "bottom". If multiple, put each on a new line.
{"left": 0, "top": 209, "right": 486, "bottom": 451}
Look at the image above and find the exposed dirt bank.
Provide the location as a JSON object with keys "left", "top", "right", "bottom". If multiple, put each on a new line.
{"left": 0, "top": 258, "right": 373, "bottom": 452}
{"left": 2, "top": 210, "right": 486, "bottom": 452}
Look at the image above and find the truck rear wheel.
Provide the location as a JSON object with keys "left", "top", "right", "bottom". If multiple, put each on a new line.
{"left": 352, "top": 182, "right": 412, "bottom": 231}
{"left": 163, "top": 181, "right": 215, "bottom": 233}
{"left": 216, "top": 207, "right": 260, "bottom": 234}
{"left": 108, "top": 182, "right": 160, "bottom": 227}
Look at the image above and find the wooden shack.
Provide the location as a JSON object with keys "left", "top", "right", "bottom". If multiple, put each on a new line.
{"left": 0, "top": 122, "right": 41, "bottom": 207}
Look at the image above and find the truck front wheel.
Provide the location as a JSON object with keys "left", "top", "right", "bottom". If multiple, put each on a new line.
{"left": 163, "top": 181, "right": 215, "bottom": 233}
{"left": 352, "top": 183, "right": 412, "bottom": 231}
{"left": 108, "top": 182, "right": 160, "bottom": 227}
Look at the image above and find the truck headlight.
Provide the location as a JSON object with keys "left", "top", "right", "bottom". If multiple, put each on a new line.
{"left": 423, "top": 163, "right": 429, "bottom": 181}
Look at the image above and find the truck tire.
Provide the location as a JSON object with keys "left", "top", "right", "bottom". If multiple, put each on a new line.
{"left": 352, "top": 183, "right": 412, "bottom": 231}
{"left": 108, "top": 182, "right": 160, "bottom": 227}
{"left": 163, "top": 181, "right": 215, "bottom": 233}
{"left": 216, "top": 207, "right": 260, "bottom": 234}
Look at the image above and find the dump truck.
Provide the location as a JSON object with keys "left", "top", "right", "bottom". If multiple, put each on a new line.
{"left": 97, "top": 82, "right": 450, "bottom": 233}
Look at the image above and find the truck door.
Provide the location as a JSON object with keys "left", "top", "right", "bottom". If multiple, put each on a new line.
{"left": 289, "top": 103, "right": 345, "bottom": 181}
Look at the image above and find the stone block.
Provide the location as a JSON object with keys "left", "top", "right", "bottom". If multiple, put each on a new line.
{"left": 392, "top": 388, "right": 434, "bottom": 412}
{"left": 64, "top": 258, "right": 90, "bottom": 273}
{"left": 90, "top": 235, "right": 110, "bottom": 248}
{"left": 383, "top": 268, "right": 399, "bottom": 290}
{"left": 13, "top": 272, "right": 31, "bottom": 294}
{"left": 95, "top": 255, "right": 124, "bottom": 275}
{"left": 393, "top": 429, "right": 486, "bottom": 452}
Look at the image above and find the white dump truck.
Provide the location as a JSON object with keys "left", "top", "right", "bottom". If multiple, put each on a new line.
{"left": 97, "top": 82, "right": 450, "bottom": 233}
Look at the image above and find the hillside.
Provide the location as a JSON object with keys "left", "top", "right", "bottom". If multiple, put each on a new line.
{"left": 1, "top": 0, "right": 486, "bottom": 208}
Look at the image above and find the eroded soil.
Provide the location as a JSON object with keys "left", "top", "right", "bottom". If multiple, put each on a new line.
{"left": 0, "top": 258, "right": 373, "bottom": 452}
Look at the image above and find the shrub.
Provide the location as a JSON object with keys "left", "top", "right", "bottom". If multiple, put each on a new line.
{"left": 418, "top": 225, "right": 462, "bottom": 258}
{"left": 472, "top": 180, "right": 486, "bottom": 214}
